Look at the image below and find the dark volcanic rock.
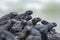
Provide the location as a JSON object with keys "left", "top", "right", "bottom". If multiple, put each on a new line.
{"left": 0, "top": 29, "right": 16, "bottom": 40}
{"left": 48, "top": 33, "right": 60, "bottom": 40}
{"left": 0, "top": 10, "right": 59, "bottom": 40}
{"left": 26, "top": 35, "right": 41, "bottom": 40}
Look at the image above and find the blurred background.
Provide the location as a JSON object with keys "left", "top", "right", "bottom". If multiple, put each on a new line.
{"left": 0, "top": 0, "right": 60, "bottom": 33}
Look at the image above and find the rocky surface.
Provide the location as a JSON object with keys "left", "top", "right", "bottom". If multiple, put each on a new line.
{"left": 0, "top": 10, "right": 59, "bottom": 40}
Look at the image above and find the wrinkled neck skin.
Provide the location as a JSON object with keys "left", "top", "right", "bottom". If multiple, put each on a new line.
{"left": 46, "top": 24, "right": 54, "bottom": 32}
{"left": 32, "top": 21, "right": 38, "bottom": 26}
{"left": 23, "top": 13, "right": 27, "bottom": 16}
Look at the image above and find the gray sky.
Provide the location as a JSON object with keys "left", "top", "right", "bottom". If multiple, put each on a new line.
{"left": 0, "top": 0, "right": 60, "bottom": 10}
